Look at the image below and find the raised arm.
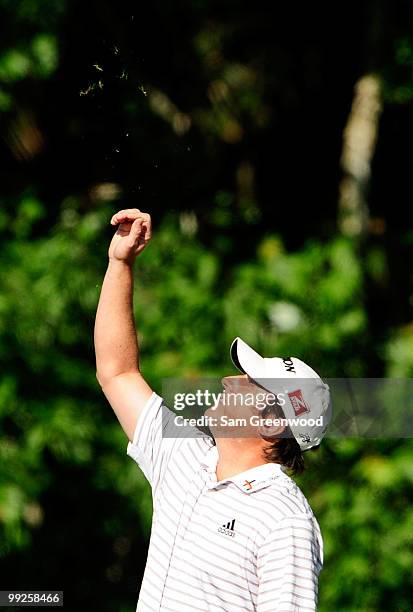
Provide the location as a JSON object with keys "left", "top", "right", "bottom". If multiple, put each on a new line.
{"left": 94, "top": 208, "right": 154, "bottom": 441}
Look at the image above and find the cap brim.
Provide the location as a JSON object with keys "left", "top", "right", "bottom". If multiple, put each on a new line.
{"left": 230, "top": 337, "right": 266, "bottom": 379}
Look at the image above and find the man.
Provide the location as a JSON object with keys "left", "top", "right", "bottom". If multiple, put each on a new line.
{"left": 94, "top": 208, "right": 332, "bottom": 611}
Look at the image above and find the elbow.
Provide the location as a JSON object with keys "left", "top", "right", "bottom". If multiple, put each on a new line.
{"left": 96, "top": 370, "right": 114, "bottom": 388}
{"left": 95, "top": 368, "right": 141, "bottom": 388}
{"left": 96, "top": 370, "right": 105, "bottom": 387}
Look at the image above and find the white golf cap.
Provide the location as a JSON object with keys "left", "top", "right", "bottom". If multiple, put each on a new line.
{"left": 230, "top": 337, "right": 332, "bottom": 451}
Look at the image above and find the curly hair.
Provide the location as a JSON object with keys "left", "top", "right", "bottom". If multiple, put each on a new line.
{"left": 262, "top": 435, "right": 305, "bottom": 476}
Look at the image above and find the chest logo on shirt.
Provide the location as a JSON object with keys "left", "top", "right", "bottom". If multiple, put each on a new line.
{"left": 218, "top": 519, "right": 236, "bottom": 538}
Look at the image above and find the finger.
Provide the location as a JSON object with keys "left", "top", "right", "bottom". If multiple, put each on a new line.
{"left": 111, "top": 210, "right": 141, "bottom": 224}
{"left": 141, "top": 219, "right": 152, "bottom": 242}
{"left": 116, "top": 208, "right": 141, "bottom": 216}
{"left": 127, "top": 218, "right": 144, "bottom": 247}
{"left": 111, "top": 209, "right": 129, "bottom": 224}
{"left": 111, "top": 209, "right": 141, "bottom": 225}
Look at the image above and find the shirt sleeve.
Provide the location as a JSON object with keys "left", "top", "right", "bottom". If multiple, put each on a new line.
{"left": 257, "top": 514, "right": 323, "bottom": 612}
{"left": 126, "top": 391, "right": 209, "bottom": 494}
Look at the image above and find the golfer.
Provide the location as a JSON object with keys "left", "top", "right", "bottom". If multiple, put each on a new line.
{"left": 94, "top": 209, "right": 332, "bottom": 611}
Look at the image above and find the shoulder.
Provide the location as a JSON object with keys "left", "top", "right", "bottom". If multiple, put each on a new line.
{"left": 155, "top": 397, "right": 216, "bottom": 471}
{"left": 257, "top": 478, "right": 324, "bottom": 565}
{"left": 257, "top": 473, "right": 317, "bottom": 523}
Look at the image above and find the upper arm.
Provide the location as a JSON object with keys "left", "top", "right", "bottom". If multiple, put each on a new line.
{"left": 257, "top": 515, "right": 322, "bottom": 612}
{"left": 99, "top": 371, "right": 153, "bottom": 441}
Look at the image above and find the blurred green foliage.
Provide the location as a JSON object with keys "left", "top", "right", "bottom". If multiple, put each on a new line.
{"left": 1, "top": 1, "right": 413, "bottom": 611}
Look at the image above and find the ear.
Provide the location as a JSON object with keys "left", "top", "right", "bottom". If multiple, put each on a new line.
{"left": 257, "top": 419, "right": 286, "bottom": 441}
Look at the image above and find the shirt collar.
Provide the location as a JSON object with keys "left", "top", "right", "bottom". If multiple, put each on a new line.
{"left": 200, "top": 444, "right": 289, "bottom": 494}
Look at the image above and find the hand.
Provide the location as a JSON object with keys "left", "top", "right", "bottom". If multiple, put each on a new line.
{"left": 108, "top": 209, "right": 152, "bottom": 264}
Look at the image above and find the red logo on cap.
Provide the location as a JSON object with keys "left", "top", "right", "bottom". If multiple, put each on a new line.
{"left": 288, "top": 389, "right": 310, "bottom": 416}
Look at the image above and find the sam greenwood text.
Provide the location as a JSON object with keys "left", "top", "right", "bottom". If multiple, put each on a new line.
{"left": 174, "top": 415, "right": 325, "bottom": 428}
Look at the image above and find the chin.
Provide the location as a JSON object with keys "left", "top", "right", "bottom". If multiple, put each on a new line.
{"left": 204, "top": 406, "right": 217, "bottom": 418}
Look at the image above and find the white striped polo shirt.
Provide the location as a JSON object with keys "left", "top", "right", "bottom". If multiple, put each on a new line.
{"left": 126, "top": 392, "right": 324, "bottom": 611}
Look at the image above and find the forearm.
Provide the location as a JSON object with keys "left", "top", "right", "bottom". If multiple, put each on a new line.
{"left": 94, "top": 258, "right": 140, "bottom": 383}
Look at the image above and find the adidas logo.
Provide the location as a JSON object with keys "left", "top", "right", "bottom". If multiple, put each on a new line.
{"left": 218, "top": 519, "right": 236, "bottom": 538}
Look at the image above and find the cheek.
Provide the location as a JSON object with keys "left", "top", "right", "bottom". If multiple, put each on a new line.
{"left": 221, "top": 397, "right": 245, "bottom": 416}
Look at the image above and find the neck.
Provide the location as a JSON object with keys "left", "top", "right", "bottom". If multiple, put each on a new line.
{"left": 214, "top": 437, "right": 269, "bottom": 481}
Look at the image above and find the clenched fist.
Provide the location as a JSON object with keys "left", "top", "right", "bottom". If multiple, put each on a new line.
{"left": 108, "top": 209, "right": 152, "bottom": 263}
